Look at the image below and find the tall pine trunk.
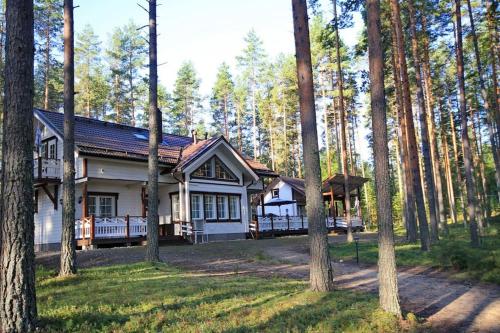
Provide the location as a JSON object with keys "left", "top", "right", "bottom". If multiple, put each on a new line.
{"left": 332, "top": 0, "right": 352, "bottom": 242}
{"left": 146, "top": 0, "right": 160, "bottom": 262}
{"left": 43, "top": 7, "right": 51, "bottom": 111}
{"left": 390, "top": 21, "right": 416, "bottom": 242}
{"left": 0, "top": 0, "right": 37, "bottom": 330}
{"left": 454, "top": 0, "right": 479, "bottom": 247}
{"left": 60, "top": 0, "right": 77, "bottom": 276}
{"left": 367, "top": 0, "right": 401, "bottom": 316}
{"left": 389, "top": 0, "right": 430, "bottom": 250}
{"left": 291, "top": 0, "right": 333, "bottom": 292}
{"left": 407, "top": 0, "right": 439, "bottom": 243}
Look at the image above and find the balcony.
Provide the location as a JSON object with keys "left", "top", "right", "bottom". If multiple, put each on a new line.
{"left": 34, "top": 158, "right": 60, "bottom": 182}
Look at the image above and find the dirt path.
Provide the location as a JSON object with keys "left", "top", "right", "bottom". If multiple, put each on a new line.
{"left": 36, "top": 234, "right": 500, "bottom": 333}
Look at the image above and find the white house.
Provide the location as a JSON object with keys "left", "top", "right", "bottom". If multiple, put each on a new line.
{"left": 256, "top": 176, "right": 306, "bottom": 217}
{"left": 33, "top": 109, "right": 277, "bottom": 251}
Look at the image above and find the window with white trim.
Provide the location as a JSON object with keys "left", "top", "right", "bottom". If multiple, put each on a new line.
{"left": 272, "top": 189, "right": 279, "bottom": 198}
{"left": 217, "top": 195, "right": 229, "bottom": 220}
{"left": 229, "top": 195, "right": 240, "bottom": 220}
{"left": 191, "top": 194, "right": 203, "bottom": 219}
{"left": 87, "top": 195, "right": 115, "bottom": 217}
{"left": 192, "top": 156, "right": 237, "bottom": 182}
{"left": 171, "top": 194, "right": 180, "bottom": 221}
{"left": 204, "top": 194, "right": 216, "bottom": 220}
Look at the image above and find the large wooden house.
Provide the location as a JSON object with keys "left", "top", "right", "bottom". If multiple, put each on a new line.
{"left": 33, "top": 109, "right": 277, "bottom": 251}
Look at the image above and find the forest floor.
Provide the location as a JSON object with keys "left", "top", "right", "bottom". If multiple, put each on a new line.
{"left": 37, "top": 232, "right": 500, "bottom": 332}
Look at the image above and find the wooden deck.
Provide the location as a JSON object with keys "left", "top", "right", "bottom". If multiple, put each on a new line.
{"left": 76, "top": 235, "right": 190, "bottom": 249}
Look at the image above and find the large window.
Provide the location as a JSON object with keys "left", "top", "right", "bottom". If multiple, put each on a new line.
{"left": 191, "top": 156, "right": 237, "bottom": 182}
{"left": 171, "top": 194, "right": 180, "bottom": 221}
{"left": 87, "top": 194, "right": 116, "bottom": 217}
{"left": 191, "top": 194, "right": 203, "bottom": 219}
{"left": 204, "top": 194, "right": 216, "bottom": 220}
{"left": 190, "top": 193, "right": 241, "bottom": 222}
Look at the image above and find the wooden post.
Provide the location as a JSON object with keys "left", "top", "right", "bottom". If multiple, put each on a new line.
{"left": 287, "top": 214, "right": 290, "bottom": 231}
{"left": 329, "top": 184, "right": 335, "bottom": 217}
{"left": 82, "top": 182, "right": 88, "bottom": 218}
{"left": 260, "top": 193, "right": 266, "bottom": 217}
{"left": 126, "top": 214, "right": 130, "bottom": 239}
{"left": 357, "top": 187, "right": 363, "bottom": 219}
{"left": 90, "top": 215, "right": 95, "bottom": 242}
{"left": 141, "top": 187, "right": 147, "bottom": 218}
{"left": 301, "top": 215, "right": 304, "bottom": 229}
{"left": 82, "top": 217, "right": 86, "bottom": 239}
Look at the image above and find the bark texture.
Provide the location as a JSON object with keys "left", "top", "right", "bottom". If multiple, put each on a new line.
{"left": 367, "top": 0, "right": 401, "bottom": 316}
{"left": 146, "top": 0, "right": 160, "bottom": 262}
{"left": 292, "top": 0, "right": 334, "bottom": 292}
{"left": 454, "top": 0, "right": 479, "bottom": 246}
{"left": 0, "top": 0, "right": 38, "bottom": 330}
{"left": 60, "top": 0, "right": 77, "bottom": 276}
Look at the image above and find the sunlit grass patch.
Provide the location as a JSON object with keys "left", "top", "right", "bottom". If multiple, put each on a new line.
{"left": 37, "top": 262, "right": 405, "bottom": 332}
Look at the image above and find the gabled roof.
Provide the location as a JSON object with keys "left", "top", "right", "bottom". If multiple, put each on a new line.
{"left": 34, "top": 109, "right": 277, "bottom": 178}
{"left": 322, "top": 174, "right": 370, "bottom": 197}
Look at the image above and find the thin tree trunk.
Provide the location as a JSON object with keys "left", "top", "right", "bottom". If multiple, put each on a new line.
{"left": 421, "top": 14, "right": 447, "bottom": 234}
{"left": 237, "top": 104, "right": 242, "bottom": 150}
{"left": 469, "top": 103, "right": 486, "bottom": 232}
{"left": 322, "top": 85, "right": 332, "bottom": 176}
{"left": 60, "top": 0, "right": 77, "bottom": 277}
{"left": 455, "top": 0, "right": 479, "bottom": 247}
{"left": 332, "top": 0, "right": 352, "bottom": 242}
{"left": 390, "top": 21, "right": 416, "bottom": 242}
{"left": 252, "top": 82, "right": 258, "bottom": 159}
{"left": 367, "top": 0, "right": 401, "bottom": 316}
{"left": 146, "top": 0, "right": 160, "bottom": 262}
{"left": 223, "top": 95, "right": 229, "bottom": 139}
{"left": 43, "top": 7, "right": 51, "bottom": 110}
{"left": 390, "top": 0, "right": 430, "bottom": 250}
{"left": 292, "top": 0, "right": 333, "bottom": 292}
{"left": 407, "top": 0, "right": 439, "bottom": 243}
{"left": 0, "top": 0, "right": 37, "bottom": 330}
{"left": 467, "top": 0, "right": 500, "bottom": 203}
{"left": 442, "top": 121, "right": 458, "bottom": 224}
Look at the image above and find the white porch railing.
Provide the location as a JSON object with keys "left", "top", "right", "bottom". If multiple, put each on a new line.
{"left": 252, "top": 215, "right": 363, "bottom": 233}
{"left": 34, "top": 158, "right": 60, "bottom": 179}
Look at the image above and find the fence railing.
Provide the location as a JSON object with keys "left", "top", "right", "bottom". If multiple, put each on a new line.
{"left": 75, "top": 215, "right": 193, "bottom": 241}
{"left": 250, "top": 215, "right": 363, "bottom": 237}
{"left": 34, "top": 158, "right": 60, "bottom": 179}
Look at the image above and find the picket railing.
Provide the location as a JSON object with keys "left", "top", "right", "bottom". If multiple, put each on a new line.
{"left": 251, "top": 215, "right": 363, "bottom": 235}
{"left": 34, "top": 158, "right": 60, "bottom": 180}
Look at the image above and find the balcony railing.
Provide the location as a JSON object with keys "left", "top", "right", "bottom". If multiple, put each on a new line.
{"left": 75, "top": 215, "right": 193, "bottom": 240}
{"left": 34, "top": 158, "right": 60, "bottom": 180}
{"left": 250, "top": 215, "right": 363, "bottom": 235}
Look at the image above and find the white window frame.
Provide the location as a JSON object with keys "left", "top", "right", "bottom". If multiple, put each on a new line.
{"left": 204, "top": 194, "right": 216, "bottom": 220}
{"left": 217, "top": 195, "right": 229, "bottom": 220}
{"left": 229, "top": 195, "right": 240, "bottom": 220}
{"left": 87, "top": 195, "right": 115, "bottom": 217}
{"left": 171, "top": 194, "right": 180, "bottom": 221}
{"left": 191, "top": 194, "right": 203, "bottom": 220}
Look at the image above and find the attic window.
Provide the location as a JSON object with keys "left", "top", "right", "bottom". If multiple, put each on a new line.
{"left": 134, "top": 133, "right": 148, "bottom": 140}
{"left": 272, "top": 189, "right": 279, "bottom": 198}
{"left": 192, "top": 156, "right": 237, "bottom": 182}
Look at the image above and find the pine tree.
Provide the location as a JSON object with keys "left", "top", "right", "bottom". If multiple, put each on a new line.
{"left": 75, "top": 24, "right": 109, "bottom": 118}
{"left": 171, "top": 61, "right": 201, "bottom": 135}
{"left": 211, "top": 63, "right": 234, "bottom": 139}
{"left": 0, "top": 0, "right": 38, "bottom": 330}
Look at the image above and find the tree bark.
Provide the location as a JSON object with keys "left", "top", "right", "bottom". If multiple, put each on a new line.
{"left": 60, "top": 0, "right": 77, "bottom": 277}
{"left": 407, "top": 0, "right": 439, "bottom": 243}
{"left": 0, "top": 0, "right": 37, "bottom": 330}
{"left": 454, "top": 0, "right": 479, "bottom": 247}
{"left": 389, "top": 0, "right": 430, "bottom": 250}
{"left": 291, "top": 0, "right": 333, "bottom": 292}
{"left": 43, "top": 5, "right": 51, "bottom": 111}
{"left": 146, "top": 0, "right": 160, "bottom": 262}
{"left": 366, "top": 0, "right": 401, "bottom": 316}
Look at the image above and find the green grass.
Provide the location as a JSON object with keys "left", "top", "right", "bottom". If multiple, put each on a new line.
{"left": 36, "top": 262, "right": 409, "bottom": 332}
{"left": 331, "top": 217, "right": 500, "bottom": 284}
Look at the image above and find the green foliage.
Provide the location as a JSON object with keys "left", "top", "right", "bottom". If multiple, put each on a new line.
{"left": 331, "top": 218, "right": 500, "bottom": 284}
{"left": 36, "top": 262, "right": 404, "bottom": 332}
{"left": 211, "top": 62, "right": 235, "bottom": 138}
{"left": 106, "top": 21, "right": 147, "bottom": 125}
{"left": 170, "top": 61, "right": 201, "bottom": 136}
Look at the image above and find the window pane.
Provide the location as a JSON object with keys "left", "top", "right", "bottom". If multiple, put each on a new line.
{"left": 217, "top": 196, "right": 228, "bottom": 219}
{"left": 99, "top": 197, "right": 113, "bottom": 217}
{"left": 88, "top": 196, "right": 96, "bottom": 216}
{"left": 215, "top": 158, "right": 235, "bottom": 180}
{"left": 230, "top": 196, "right": 240, "bottom": 219}
{"left": 204, "top": 195, "right": 216, "bottom": 219}
{"left": 193, "top": 161, "right": 213, "bottom": 178}
{"left": 172, "top": 194, "right": 180, "bottom": 221}
{"left": 191, "top": 194, "right": 202, "bottom": 219}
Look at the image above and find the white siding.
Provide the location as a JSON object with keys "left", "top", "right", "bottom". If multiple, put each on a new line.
{"left": 258, "top": 181, "right": 299, "bottom": 216}
{"left": 86, "top": 158, "right": 174, "bottom": 183}
{"left": 34, "top": 187, "right": 62, "bottom": 246}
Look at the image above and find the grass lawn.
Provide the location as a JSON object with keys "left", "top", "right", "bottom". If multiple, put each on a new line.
{"left": 331, "top": 217, "right": 500, "bottom": 284}
{"left": 37, "top": 262, "right": 408, "bottom": 332}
